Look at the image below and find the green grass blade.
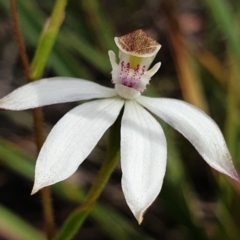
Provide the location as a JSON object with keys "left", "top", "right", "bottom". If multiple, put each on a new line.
{"left": 30, "top": 0, "right": 68, "bottom": 80}
{"left": 0, "top": 138, "right": 153, "bottom": 240}
{"left": 201, "top": 0, "right": 240, "bottom": 67}
{"left": 0, "top": 204, "right": 44, "bottom": 240}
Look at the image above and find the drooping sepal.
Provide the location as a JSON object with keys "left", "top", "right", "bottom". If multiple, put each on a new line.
{"left": 32, "top": 98, "right": 124, "bottom": 194}
{"left": 121, "top": 100, "right": 167, "bottom": 223}
{"left": 137, "top": 96, "right": 240, "bottom": 182}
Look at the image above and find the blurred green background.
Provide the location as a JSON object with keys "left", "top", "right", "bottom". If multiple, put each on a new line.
{"left": 0, "top": 0, "right": 240, "bottom": 239}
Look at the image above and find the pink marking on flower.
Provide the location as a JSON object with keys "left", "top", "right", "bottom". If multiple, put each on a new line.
{"left": 117, "top": 61, "right": 148, "bottom": 91}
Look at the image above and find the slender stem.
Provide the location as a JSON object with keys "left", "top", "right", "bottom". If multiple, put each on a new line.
{"left": 32, "top": 108, "right": 45, "bottom": 150}
{"left": 32, "top": 108, "right": 56, "bottom": 239}
{"left": 54, "top": 110, "right": 122, "bottom": 240}
{"left": 9, "top": 0, "right": 31, "bottom": 81}
{"left": 9, "top": 1, "right": 55, "bottom": 239}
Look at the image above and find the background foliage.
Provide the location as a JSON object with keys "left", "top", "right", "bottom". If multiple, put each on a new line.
{"left": 0, "top": 0, "right": 239, "bottom": 239}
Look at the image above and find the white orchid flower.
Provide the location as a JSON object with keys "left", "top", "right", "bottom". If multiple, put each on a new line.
{"left": 0, "top": 30, "right": 239, "bottom": 223}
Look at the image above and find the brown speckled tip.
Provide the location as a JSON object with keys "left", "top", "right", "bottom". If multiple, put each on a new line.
{"left": 114, "top": 29, "right": 161, "bottom": 57}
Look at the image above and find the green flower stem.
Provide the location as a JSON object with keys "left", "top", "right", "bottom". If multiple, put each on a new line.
{"left": 30, "top": 0, "right": 68, "bottom": 80}
{"left": 54, "top": 109, "right": 122, "bottom": 240}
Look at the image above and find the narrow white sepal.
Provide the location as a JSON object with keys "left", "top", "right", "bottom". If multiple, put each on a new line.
{"left": 121, "top": 100, "right": 167, "bottom": 223}
{"left": 0, "top": 77, "right": 117, "bottom": 110}
{"left": 137, "top": 96, "right": 240, "bottom": 182}
{"left": 31, "top": 98, "right": 124, "bottom": 194}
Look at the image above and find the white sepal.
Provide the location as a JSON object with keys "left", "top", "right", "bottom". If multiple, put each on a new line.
{"left": 32, "top": 97, "right": 124, "bottom": 194}
{"left": 121, "top": 100, "right": 167, "bottom": 223}
{"left": 0, "top": 77, "right": 117, "bottom": 110}
{"left": 137, "top": 96, "right": 240, "bottom": 182}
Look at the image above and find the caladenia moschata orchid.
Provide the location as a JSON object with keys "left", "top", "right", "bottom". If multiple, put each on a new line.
{"left": 0, "top": 29, "right": 239, "bottom": 223}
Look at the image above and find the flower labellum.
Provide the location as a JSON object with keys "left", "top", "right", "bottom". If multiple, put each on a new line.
{"left": 0, "top": 29, "right": 239, "bottom": 224}
{"left": 109, "top": 30, "right": 161, "bottom": 99}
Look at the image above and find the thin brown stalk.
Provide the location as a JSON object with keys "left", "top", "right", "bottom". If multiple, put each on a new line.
{"left": 9, "top": 0, "right": 31, "bottom": 81}
{"left": 9, "top": 0, "right": 55, "bottom": 239}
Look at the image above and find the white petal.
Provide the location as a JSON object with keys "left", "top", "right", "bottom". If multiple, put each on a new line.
{"left": 32, "top": 98, "right": 124, "bottom": 193}
{"left": 0, "top": 77, "right": 117, "bottom": 110}
{"left": 121, "top": 100, "right": 167, "bottom": 223}
{"left": 137, "top": 96, "right": 239, "bottom": 182}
